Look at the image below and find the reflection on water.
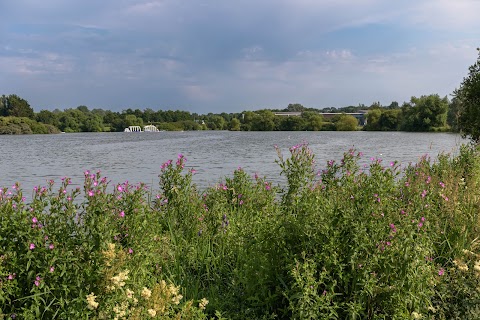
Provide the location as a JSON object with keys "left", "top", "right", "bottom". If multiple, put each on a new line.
{"left": 0, "top": 131, "right": 465, "bottom": 195}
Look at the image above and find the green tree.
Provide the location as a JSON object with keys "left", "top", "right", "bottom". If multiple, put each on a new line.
{"left": 35, "top": 110, "right": 60, "bottom": 128}
{"left": 0, "top": 94, "right": 35, "bottom": 118}
{"left": 378, "top": 109, "right": 401, "bottom": 131}
{"left": 364, "top": 109, "right": 382, "bottom": 131}
{"left": 302, "top": 111, "right": 324, "bottom": 131}
{"left": 454, "top": 48, "right": 480, "bottom": 142}
{"left": 278, "top": 116, "right": 306, "bottom": 131}
{"left": 228, "top": 118, "right": 241, "bottom": 131}
{"left": 285, "top": 103, "right": 305, "bottom": 112}
{"left": 335, "top": 114, "right": 358, "bottom": 131}
{"left": 251, "top": 110, "right": 275, "bottom": 131}
{"left": 401, "top": 94, "right": 449, "bottom": 131}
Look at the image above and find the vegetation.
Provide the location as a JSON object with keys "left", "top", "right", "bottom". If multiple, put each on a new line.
{"left": 1, "top": 143, "right": 480, "bottom": 319}
{"left": 454, "top": 48, "right": 480, "bottom": 143}
{"left": 0, "top": 95, "right": 456, "bottom": 134}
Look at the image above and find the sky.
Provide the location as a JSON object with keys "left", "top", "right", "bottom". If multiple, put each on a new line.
{"left": 1, "top": 1, "right": 479, "bottom": 114}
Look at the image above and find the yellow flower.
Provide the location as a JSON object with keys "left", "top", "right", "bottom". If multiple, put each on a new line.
{"left": 147, "top": 309, "right": 156, "bottom": 317}
{"left": 172, "top": 294, "right": 183, "bottom": 305}
{"left": 199, "top": 298, "right": 209, "bottom": 310}
{"left": 111, "top": 270, "right": 130, "bottom": 287}
{"left": 141, "top": 287, "right": 152, "bottom": 299}
{"left": 86, "top": 292, "right": 99, "bottom": 310}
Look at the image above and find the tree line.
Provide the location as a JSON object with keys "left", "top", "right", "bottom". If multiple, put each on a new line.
{"left": 0, "top": 94, "right": 454, "bottom": 134}
{"left": 1, "top": 48, "right": 479, "bottom": 137}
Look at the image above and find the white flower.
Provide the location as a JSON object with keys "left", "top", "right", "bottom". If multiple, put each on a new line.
{"left": 86, "top": 292, "right": 99, "bottom": 310}
{"left": 147, "top": 309, "right": 156, "bottom": 317}
{"left": 141, "top": 287, "right": 152, "bottom": 299}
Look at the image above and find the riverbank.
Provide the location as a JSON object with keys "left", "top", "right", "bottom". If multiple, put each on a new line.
{"left": 1, "top": 144, "right": 479, "bottom": 319}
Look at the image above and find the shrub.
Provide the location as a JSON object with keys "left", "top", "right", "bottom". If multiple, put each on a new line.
{"left": 1, "top": 144, "right": 480, "bottom": 319}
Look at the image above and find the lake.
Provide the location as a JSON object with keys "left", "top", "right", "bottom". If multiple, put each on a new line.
{"left": 0, "top": 131, "right": 466, "bottom": 195}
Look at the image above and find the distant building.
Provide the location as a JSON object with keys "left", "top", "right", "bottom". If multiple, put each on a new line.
{"left": 273, "top": 112, "right": 302, "bottom": 117}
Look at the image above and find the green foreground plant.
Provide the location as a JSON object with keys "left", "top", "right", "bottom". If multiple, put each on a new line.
{"left": 1, "top": 144, "right": 480, "bottom": 319}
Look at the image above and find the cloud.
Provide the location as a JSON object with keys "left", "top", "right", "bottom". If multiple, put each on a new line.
{"left": 0, "top": 1, "right": 479, "bottom": 112}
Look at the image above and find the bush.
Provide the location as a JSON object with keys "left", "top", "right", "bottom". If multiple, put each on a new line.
{"left": 1, "top": 145, "right": 480, "bottom": 318}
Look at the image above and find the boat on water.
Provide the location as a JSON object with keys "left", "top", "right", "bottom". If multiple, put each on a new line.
{"left": 124, "top": 125, "right": 163, "bottom": 132}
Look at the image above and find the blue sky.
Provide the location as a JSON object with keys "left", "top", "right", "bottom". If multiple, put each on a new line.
{"left": 1, "top": 1, "right": 479, "bottom": 114}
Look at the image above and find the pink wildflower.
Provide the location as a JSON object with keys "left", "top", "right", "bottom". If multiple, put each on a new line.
{"left": 29, "top": 243, "right": 35, "bottom": 250}
{"left": 119, "top": 211, "right": 125, "bottom": 218}
{"left": 438, "top": 268, "right": 445, "bottom": 276}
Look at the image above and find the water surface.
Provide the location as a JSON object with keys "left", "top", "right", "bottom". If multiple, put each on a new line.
{"left": 0, "top": 131, "right": 465, "bottom": 194}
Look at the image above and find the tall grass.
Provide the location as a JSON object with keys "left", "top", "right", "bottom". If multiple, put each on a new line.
{"left": 1, "top": 144, "right": 480, "bottom": 319}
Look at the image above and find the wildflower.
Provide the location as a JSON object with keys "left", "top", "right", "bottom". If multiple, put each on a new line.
{"left": 111, "top": 270, "right": 129, "bottom": 287}
{"left": 126, "top": 289, "right": 134, "bottom": 299}
{"left": 411, "top": 311, "right": 422, "bottom": 319}
{"left": 172, "top": 294, "right": 183, "bottom": 305}
{"left": 389, "top": 223, "right": 397, "bottom": 233}
{"left": 141, "top": 287, "right": 152, "bottom": 299}
{"left": 438, "top": 268, "right": 445, "bottom": 276}
{"left": 453, "top": 260, "right": 469, "bottom": 272}
{"left": 265, "top": 183, "right": 271, "bottom": 191}
{"left": 29, "top": 243, "right": 35, "bottom": 250}
{"left": 199, "top": 298, "right": 209, "bottom": 310}
{"left": 32, "top": 217, "right": 38, "bottom": 223}
{"left": 439, "top": 181, "right": 445, "bottom": 188}
{"left": 418, "top": 222, "right": 423, "bottom": 228}
{"left": 117, "top": 185, "right": 123, "bottom": 192}
{"left": 49, "top": 244, "right": 54, "bottom": 250}
{"left": 474, "top": 261, "right": 480, "bottom": 273}
{"left": 86, "top": 292, "right": 99, "bottom": 310}
{"left": 88, "top": 190, "right": 94, "bottom": 197}
{"left": 147, "top": 309, "right": 156, "bottom": 317}
{"left": 421, "top": 190, "right": 427, "bottom": 198}
{"left": 239, "top": 200, "right": 244, "bottom": 205}
{"left": 34, "top": 276, "right": 41, "bottom": 287}
{"left": 49, "top": 266, "right": 55, "bottom": 273}
{"left": 128, "top": 248, "right": 133, "bottom": 254}
{"left": 119, "top": 211, "right": 125, "bottom": 218}
{"left": 7, "top": 273, "right": 16, "bottom": 280}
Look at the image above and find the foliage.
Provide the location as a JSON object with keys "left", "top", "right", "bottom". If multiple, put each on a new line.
{"left": 2, "top": 143, "right": 480, "bottom": 318}
{"left": 401, "top": 95, "right": 449, "bottom": 131}
{"left": 334, "top": 114, "right": 358, "bottom": 131}
{"left": 454, "top": 48, "right": 480, "bottom": 143}
{"left": 0, "top": 116, "right": 60, "bottom": 134}
{"left": 0, "top": 95, "right": 35, "bottom": 119}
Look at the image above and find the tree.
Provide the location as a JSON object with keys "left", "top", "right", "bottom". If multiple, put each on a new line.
{"left": 378, "top": 109, "right": 401, "bottom": 131}
{"left": 400, "top": 94, "right": 448, "bottom": 131}
{"left": 335, "top": 114, "right": 358, "bottom": 131}
{"left": 285, "top": 103, "right": 305, "bottom": 112}
{"left": 251, "top": 110, "right": 275, "bottom": 131}
{"left": 228, "top": 118, "right": 241, "bottom": 131}
{"left": 302, "top": 111, "right": 324, "bottom": 131}
{"left": 454, "top": 48, "right": 480, "bottom": 142}
{"left": 0, "top": 94, "right": 35, "bottom": 118}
